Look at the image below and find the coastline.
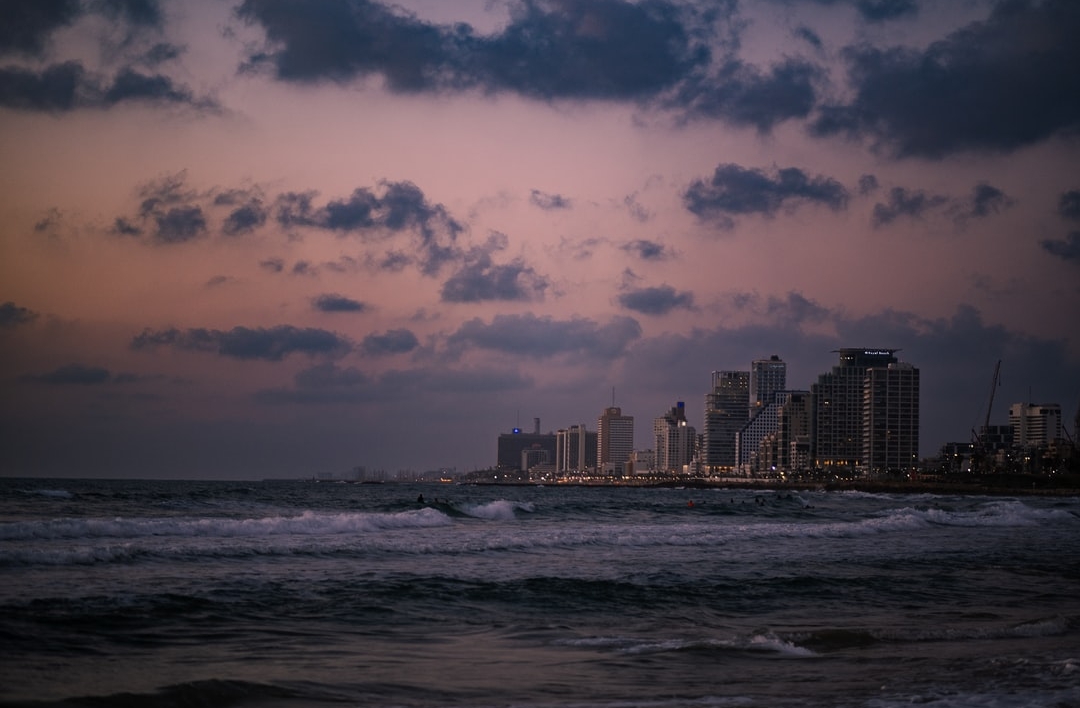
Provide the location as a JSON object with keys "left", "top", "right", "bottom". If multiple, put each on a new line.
{"left": 468, "top": 475, "right": 1080, "bottom": 496}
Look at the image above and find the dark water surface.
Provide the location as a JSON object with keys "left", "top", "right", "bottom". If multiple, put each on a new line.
{"left": 2, "top": 478, "right": 1078, "bottom": 707}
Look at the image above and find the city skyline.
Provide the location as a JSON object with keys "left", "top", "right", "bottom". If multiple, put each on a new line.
{"left": 2, "top": 0, "right": 1079, "bottom": 479}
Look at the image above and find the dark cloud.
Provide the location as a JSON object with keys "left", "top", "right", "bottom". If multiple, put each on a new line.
{"left": 684, "top": 162, "right": 849, "bottom": 226}
{"left": 33, "top": 207, "right": 62, "bottom": 233}
{"left": 798, "top": 0, "right": 918, "bottom": 23}
{"left": 529, "top": 189, "right": 572, "bottom": 210}
{"left": 377, "top": 251, "right": 411, "bottom": 272}
{"left": 312, "top": 293, "right": 368, "bottom": 313}
{"left": 621, "top": 239, "right": 671, "bottom": 261}
{"left": 113, "top": 172, "right": 213, "bottom": 243}
{"left": 0, "top": 0, "right": 80, "bottom": 56}
{"left": 853, "top": 0, "right": 917, "bottom": 22}
{"left": 440, "top": 232, "right": 549, "bottom": 303}
{"left": 474, "top": 0, "right": 707, "bottom": 100}
{"left": 0, "top": 61, "right": 83, "bottom": 111}
{"left": 673, "top": 57, "right": 820, "bottom": 131}
{"left": 448, "top": 313, "right": 642, "bottom": 360}
{"left": 0, "top": 61, "right": 212, "bottom": 112}
{"left": 361, "top": 328, "right": 419, "bottom": 356}
{"left": 1041, "top": 231, "right": 1080, "bottom": 263}
{"left": 441, "top": 260, "right": 549, "bottom": 303}
{"left": 965, "top": 183, "right": 1012, "bottom": 219}
{"left": 143, "top": 42, "right": 183, "bottom": 65}
{"left": 793, "top": 25, "right": 822, "bottom": 49}
{"left": 255, "top": 363, "right": 376, "bottom": 404}
{"left": 762, "top": 291, "right": 832, "bottom": 325}
{"left": 130, "top": 325, "right": 351, "bottom": 360}
{"left": 255, "top": 361, "right": 531, "bottom": 405}
{"left": 858, "top": 174, "right": 879, "bottom": 195}
{"left": 237, "top": 0, "right": 707, "bottom": 100}
{"left": 221, "top": 200, "right": 267, "bottom": 235}
{"left": 871, "top": 186, "right": 949, "bottom": 227}
{"left": 618, "top": 284, "right": 694, "bottom": 315}
{"left": 0, "top": 301, "right": 38, "bottom": 329}
{"left": 22, "top": 363, "right": 111, "bottom": 385}
{"left": 0, "top": 0, "right": 165, "bottom": 57}
{"left": 153, "top": 205, "right": 206, "bottom": 243}
{"left": 275, "top": 181, "right": 462, "bottom": 275}
{"left": 102, "top": 68, "right": 196, "bottom": 105}
{"left": 222, "top": 204, "right": 266, "bottom": 235}
{"left": 259, "top": 257, "right": 285, "bottom": 273}
{"left": 1059, "top": 190, "right": 1080, "bottom": 221}
{"left": 96, "top": 0, "right": 164, "bottom": 27}
{"left": 811, "top": 0, "right": 1080, "bottom": 157}
{"left": 113, "top": 217, "right": 142, "bottom": 236}
{"left": 727, "top": 290, "right": 833, "bottom": 327}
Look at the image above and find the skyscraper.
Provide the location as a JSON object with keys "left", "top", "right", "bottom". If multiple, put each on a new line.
{"left": 654, "top": 402, "right": 695, "bottom": 473}
{"left": 597, "top": 406, "right": 634, "bottom": 475}
{"left": 735, "top": 356, "right": 789, "bottom": 471}
{"left": 703, "top": 371, "right": 749, "bottom": 470}
{"left": 750, "top": 355, "right": 787, "bottom": 413}
{"left": 862, "top": 363, "right": 920, "bottom": 473}
{"left": 555, "top": 424, "right": 597, "bottom": 473}
{"left": 811, "top": 348, "right": 900, "bottom": 471}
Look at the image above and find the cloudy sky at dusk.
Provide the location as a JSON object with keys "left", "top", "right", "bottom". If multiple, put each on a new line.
{"left": 2, "top": 0, "right": 1078, "bottom": 478}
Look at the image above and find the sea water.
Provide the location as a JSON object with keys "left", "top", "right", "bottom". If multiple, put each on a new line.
{"left": 1, "top": 478, "right": 1078, "bottom": 707}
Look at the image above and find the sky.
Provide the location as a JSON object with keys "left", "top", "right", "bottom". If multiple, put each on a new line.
{"left": 1, "top": 0, "right": 1079, "bottom": 479}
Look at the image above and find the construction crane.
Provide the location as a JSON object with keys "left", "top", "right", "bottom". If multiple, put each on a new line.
{"left": 970, "top": 360, "right": 1002, "bottom": 471}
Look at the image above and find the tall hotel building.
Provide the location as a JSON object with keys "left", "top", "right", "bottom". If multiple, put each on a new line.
{"left": 703, "top": 371, "right": 749, "bottom": 471}
{"left": 812, "top": 348, "right": 919, "bottom": 473}
{"left": 597, "top": 406, "right": 634, "bottom": 475}
{"left": 862, "top": 362, "right": 920, "bottom": 473}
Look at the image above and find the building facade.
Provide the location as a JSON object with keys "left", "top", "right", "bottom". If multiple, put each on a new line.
{"left": 597, "top": 406, "right": 635, "bottom": 475}
{"left": 811, "top": 348, "right": 900, "bottom": 472}
{"left": 1009, "top": 403, "right": 1063, "bottom": 448}
{"left": 862, "top": 363, "right": 920, "bottom": 473}
{"left": 555, "top": 424, "right": 597, "bottom": 472}
{"left": 750, "top": 355, "right": 787, "bottom": 413}
{"left": 497, "top": 430, "right": 556, "bottom": 471}
{"left": 654, "top": 402, "right": 695, "bottom": 473}
{"left": 703, "top": 371, "right": 750, "bottom": 470}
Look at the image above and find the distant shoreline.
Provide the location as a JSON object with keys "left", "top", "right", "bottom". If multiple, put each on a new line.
{"left": 467, "top": 476, "right": 1080, "bottom": 496}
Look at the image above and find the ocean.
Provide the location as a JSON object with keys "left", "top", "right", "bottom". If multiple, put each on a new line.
{"left": 1, "top": 478, "right": 1078, "bottom": 708}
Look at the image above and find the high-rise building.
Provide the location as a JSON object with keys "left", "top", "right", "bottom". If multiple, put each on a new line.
{"left": 703, "top": 371, "right": 749, "bottom": 470}
{"left": 597, "top": 406, "right": 634, "bottom": 475}
{"left": 777, "top": 390, "right": 812, "bottom": 471}
{"left": 738, "top": 389, "right": 810, "bottom": 472}
{"left": 1009, "top": 403, "right": 1063, "bottom": 448}
{"left": 556, "top": 424, "right": 597, "bottom": 472}
{"left": 811, "top": 348, "right": 899, "bottom": 471}
{"left": 654, "top": 402, "right": 695, "bottom": 473}
{"left": 750, "top": 355, "right": 787, "bottom": 413}
{"left": 862, "top": 363, "right": 920, "bottom": 473}
{"left": 497, "top": 426, "right": 556, "bottom": 471}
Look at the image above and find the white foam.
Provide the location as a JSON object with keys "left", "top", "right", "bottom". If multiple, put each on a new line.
{"left": 558, "top": 632, "right": 815, "bottom": 657}
{"left": 0, "top": 508, "right": 453, "bottom": 542}
{"left": 26, "top": 488, "right": 73, "bottom": 499}
{"left": 459, "top": 499, "right": 535, "bottom": 520}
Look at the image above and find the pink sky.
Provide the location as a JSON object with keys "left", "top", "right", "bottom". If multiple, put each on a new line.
{"left": 2, "top": 0, "right": 1078, "bottom": 477}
